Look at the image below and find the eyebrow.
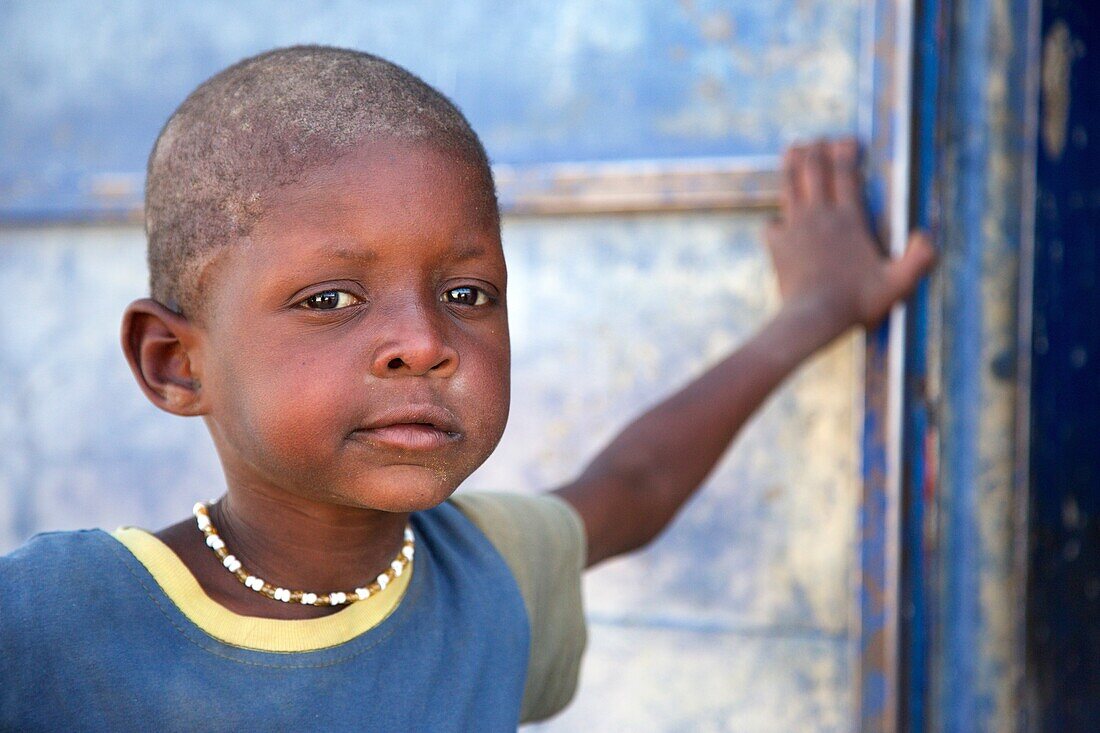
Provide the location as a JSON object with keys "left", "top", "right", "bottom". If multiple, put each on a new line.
{"left": 332, "top": 242, "right": 490, "bottom": 260}
{"left": 450, "top": 241, "right": 490, "bottom": 261}
{"left": 326, "top": 247, "right": 377, "bottom": 263}
{"left": 316, "top": 237, "right": 493, "bottom": 267}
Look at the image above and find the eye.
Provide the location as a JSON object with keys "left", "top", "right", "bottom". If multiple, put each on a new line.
{"left": 441, "top": 286, "right": 491, "bottom": 307}
{"left": 300, "top": 289, "right": 360, "bottom": 310}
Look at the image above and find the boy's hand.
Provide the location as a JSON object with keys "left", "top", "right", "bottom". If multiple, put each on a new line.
{"left": 765, "top": 138, "right": 936, "bottom": 334}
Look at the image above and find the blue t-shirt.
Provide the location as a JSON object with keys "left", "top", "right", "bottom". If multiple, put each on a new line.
{"left": 0, "top": 494, "right": 587, "bottom": 732}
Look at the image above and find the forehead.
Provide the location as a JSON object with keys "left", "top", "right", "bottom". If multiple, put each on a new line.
{"left": 245, "top": 139, "right": 502, "bottom": 270}
{"left": 279, "top": 138, "right": 495, "bottom": 231}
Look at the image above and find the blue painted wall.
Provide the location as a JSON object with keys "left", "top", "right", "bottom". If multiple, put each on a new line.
{"left": 1, "top": 2, "right": 868, "bottom": 730}
{"left": 0, "top": 0, "right": 857, "bottom": 219}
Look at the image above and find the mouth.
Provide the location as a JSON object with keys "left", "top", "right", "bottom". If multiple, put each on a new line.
{"left": 351, "top": 405, "right": 462, "bottom": 451}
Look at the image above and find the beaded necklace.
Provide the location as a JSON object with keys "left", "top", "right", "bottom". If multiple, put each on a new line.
{"left": 192, "top": 502, "right": 414, "bottom": 606}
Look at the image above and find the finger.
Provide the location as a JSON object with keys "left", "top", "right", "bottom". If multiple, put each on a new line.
{"left": 882, "top": 231, "right": 937, "bottom": 301}
{"left": 831, "top": 138, "right": 861, "bottom": 207}
{"left": 799, "top": 140, "right": 830, "bottom": 204}
{"left": 781, "top": 146, "right": 803, "bottom": 211}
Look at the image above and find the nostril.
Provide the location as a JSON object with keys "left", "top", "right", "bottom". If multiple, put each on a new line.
{"left": 387, "top": 357, "right": 405, "bottom": 370}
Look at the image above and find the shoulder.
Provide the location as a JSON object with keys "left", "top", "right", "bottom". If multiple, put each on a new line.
{"left": 448, "top": 492, "right": 588, "bottom": 724}
{"left": 448, "top": 492, "right": 587, "bottom": 624}
{"left": 1, "top": 530, "right": 123, "bottom": 620}
{"left": 1, "top": 530, "right": 123, "bottom": 667}
{"left": 449, "top": 492, "right": 587, "bottom": 579}
{"left": 1, "top": 529, "right": 116, "bottom": 581}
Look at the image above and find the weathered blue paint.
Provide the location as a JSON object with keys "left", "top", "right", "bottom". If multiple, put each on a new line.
{"left": 860, "top": 323, "right": 897, "bottom": 732}
{"left": 930, "top": 0, "right": 1039, "bottom": 728}
{"left": 0, "top": 0, "right": 857, "bottom": 220}
{"left": 1027, "top": 1, "right": 1100, "bottom": 728}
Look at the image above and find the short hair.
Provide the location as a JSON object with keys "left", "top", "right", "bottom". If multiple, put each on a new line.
{"left": 145, "top": 45, "right": 496, "bottom": 317}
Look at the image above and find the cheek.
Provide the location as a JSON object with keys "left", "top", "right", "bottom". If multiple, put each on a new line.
{"left": 458, "top": 333, "right": 511, "bottom": 451}
{"left": 211, "top": 344, "right": 359, "bottom": 469}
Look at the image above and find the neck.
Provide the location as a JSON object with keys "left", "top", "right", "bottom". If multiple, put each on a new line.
{"left": 211, "top": 484, "right": 412, "bottom": 593}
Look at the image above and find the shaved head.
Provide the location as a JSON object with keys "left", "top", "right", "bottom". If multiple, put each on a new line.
{"left": 145, "top": 45, "right": 495, "bottom": 316}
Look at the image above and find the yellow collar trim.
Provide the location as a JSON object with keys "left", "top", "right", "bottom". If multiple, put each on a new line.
{"left": 111, "top": 527, "right": 412, "bottom": 653}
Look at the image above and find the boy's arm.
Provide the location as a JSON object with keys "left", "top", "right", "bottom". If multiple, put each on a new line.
{"left": 552, "top": 139, "right": 936, "bottom": 567}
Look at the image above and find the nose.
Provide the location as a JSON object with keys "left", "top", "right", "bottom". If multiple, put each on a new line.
{"left": 369, "top": 301, "right": 459, "bottom": 379}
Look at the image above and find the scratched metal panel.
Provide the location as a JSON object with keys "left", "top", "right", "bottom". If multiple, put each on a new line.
{"left": 0, "top": 0, "right": 858, "bottom": 220}
{"left": 0, "top": 214, "right": 862, "bottom": 731}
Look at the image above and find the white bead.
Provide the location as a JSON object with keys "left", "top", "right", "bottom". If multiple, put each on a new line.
{"left": 196, "top": 515, "right": 211, "bottom": 530}
{"left": 355, "top": 587, "right": 371, "bottom": 600}
{"left": 206, "top": 535, "right": 224, "bottom": 550}
{"left": 330, "top": 592, "right": 346, "bottom": 605}
{"left": 376, "top": 574, "right": 389, "bottom": 590}
{"left": 391, "top": 560, "right": 403, "bottom": 577}
{"left": 251, "top": 577, "right": 265, "bottom": 591}
{"left": 301, "top": 592, "right": 317, "bottom": 605}
{"left": 227, "top": 559, "right": 242, "bottom": 573}
{"left": 404, "top": 528, "right": 414, "bottom": 542}
{"left": 402, "top": 546, "right": 414, "bottom": 560}
{"left": 245, "top": 575, "right": 257, "bottom": 589}
{"left": 274, "top": 588, "right": 290, "bottom": 602}
{"left": 192, "top": 502, "right": 206, "bottom": 517}
{"left": 222, "top": 554, "right": 236, "bottom": 568}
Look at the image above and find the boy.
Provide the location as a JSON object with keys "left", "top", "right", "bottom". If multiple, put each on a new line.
{"left": 0, "top": 46, "right": 934, "bottom": 730}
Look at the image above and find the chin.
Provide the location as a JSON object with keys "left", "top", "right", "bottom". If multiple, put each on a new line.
{"left": 345, "top": 464, "right": 465, "bottom": 513}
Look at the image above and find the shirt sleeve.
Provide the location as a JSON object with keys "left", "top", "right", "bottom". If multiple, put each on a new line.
{"left": 449, "top": 491, "right": 587, "bottom": 724}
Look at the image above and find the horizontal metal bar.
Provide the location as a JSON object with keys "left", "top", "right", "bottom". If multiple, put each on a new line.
{"left": 0, "top": 157, "right": 784, "bottom": 225}
{"left": 495, "top": 156, "right": 783, "bottom": 215}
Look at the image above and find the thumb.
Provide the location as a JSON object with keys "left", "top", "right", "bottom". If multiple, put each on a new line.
{"left": 882, "top": 231, "right": 936, "bottom": 302}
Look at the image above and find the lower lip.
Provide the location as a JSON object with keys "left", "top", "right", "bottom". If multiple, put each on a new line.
{"left": 352, "top": 424, "right": 460, "bottom": 451}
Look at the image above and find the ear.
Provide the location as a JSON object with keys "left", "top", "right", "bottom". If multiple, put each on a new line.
{"left": 121, "top": 298, "right": 208, "bottom": 416}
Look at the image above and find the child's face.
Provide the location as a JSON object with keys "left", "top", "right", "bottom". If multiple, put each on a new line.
{"left": 192, "top": 140, "right": 509, "bottom": 513}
